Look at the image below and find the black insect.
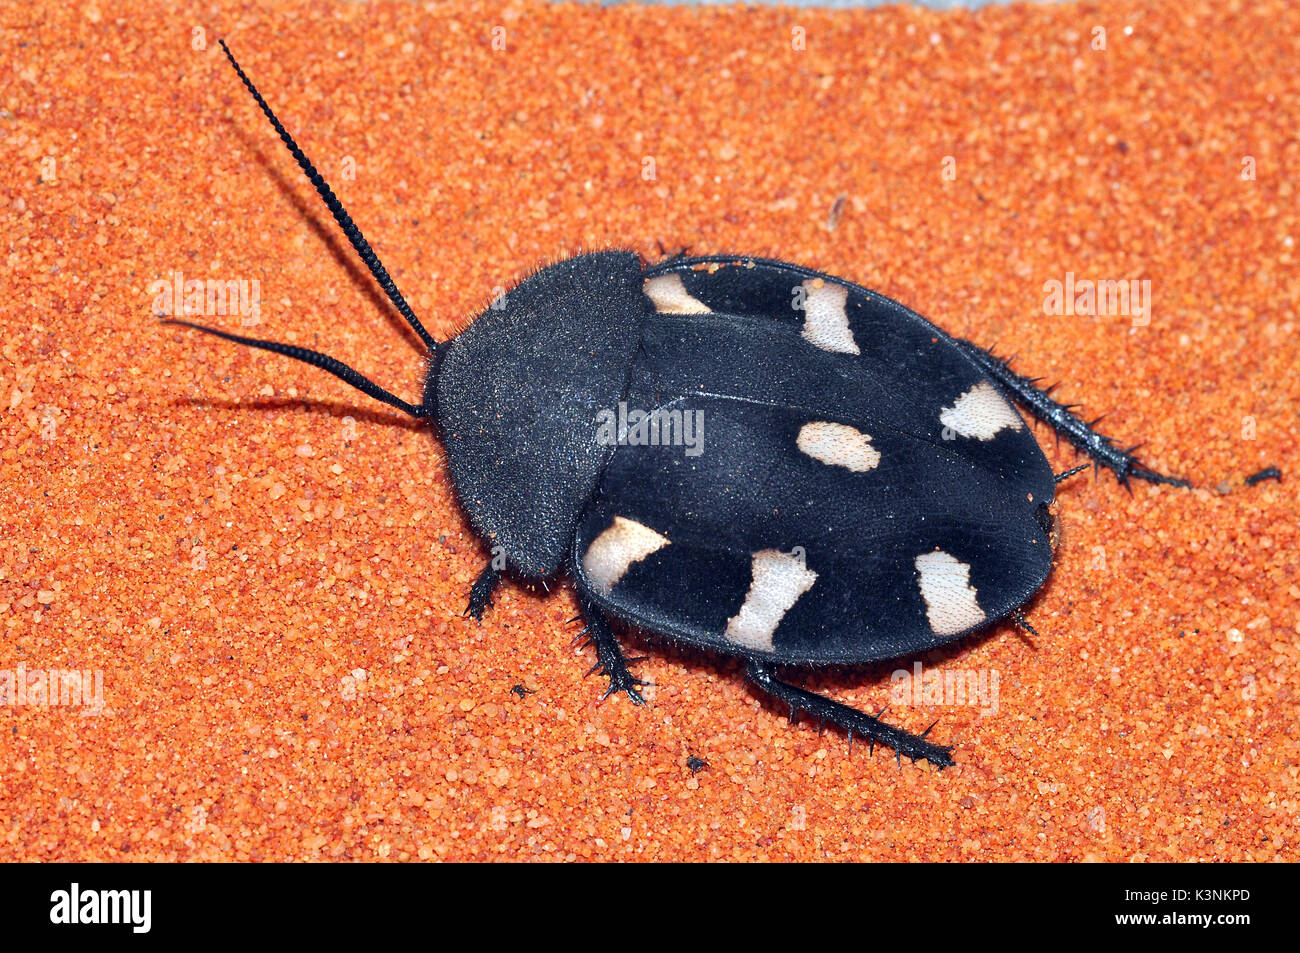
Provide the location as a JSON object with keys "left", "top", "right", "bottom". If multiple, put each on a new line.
{"left": 1244, "top": 466, "right": 1282, "bottom": 487}
{"left": 171, "top": 43, "right": 1190, "bottom": 769}
{"left": 509, "top": 684, "right": 534, "bottom": 701}
{"left": 686, "top": 755, "right": 709, "bottom": 775}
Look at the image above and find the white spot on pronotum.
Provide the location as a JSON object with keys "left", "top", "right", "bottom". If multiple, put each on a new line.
{"left": 799, "top": 279, "right": 859, "bottom": 354}
{"left": 582, "top": 517, "right": 670, "bottom": 594}
{"left": 914, "top": 550, "right": 985, "bottom": 636}
{"left": 724, "top": 550, "right": 819, "bottom": 652}
{"left": 938, "top": 381, "right": 1024, "bottom": 440}
{"left": 797, "top": 421, "right": 880, "bottom": 472}
{"left": 643, "top": 273, "right": 712, "bottom": 314}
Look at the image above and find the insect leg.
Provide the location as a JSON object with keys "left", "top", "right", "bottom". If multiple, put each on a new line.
{"left": 745, "top": 661, "right": 955, "bottom": 769}
{"left": 577, "top": 599, "right": 649, "bottom": 705}
{"left": 463, "top": 563, "right": 502, "bottom": 621}
{"left": 954, "top": 340, "right": 1190, "bottom": 488}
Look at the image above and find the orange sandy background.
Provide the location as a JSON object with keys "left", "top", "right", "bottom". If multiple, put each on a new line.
{"left": 1, "top": 0, "right": 1295, "bottom": 861}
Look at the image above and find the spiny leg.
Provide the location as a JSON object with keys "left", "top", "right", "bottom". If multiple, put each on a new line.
{"left": 955, "top": 340, "right": 1190, "bottom": 488}
{"left": 576, "top": 598, "right": 648, "bottom": 705}
{"left": 1011, "top": 608, "right": 1039, "bottom": 637}
{"left": 746, "top": 661, "right": 955, "bottom": 769}
{"left": 463, "top": 563, "right": 501, "bottom": 621}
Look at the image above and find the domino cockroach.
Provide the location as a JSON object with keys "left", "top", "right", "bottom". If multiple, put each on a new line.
{"left": 170, "top": 42, "right": 1191, "bottom": 769}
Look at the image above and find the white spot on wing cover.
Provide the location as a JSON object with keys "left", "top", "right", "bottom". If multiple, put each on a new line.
{"left": 914, "top": 549, "right": 985, "bottom": 636}
{"left": 583, "top": 517, "right": 670, "bottom": 595}
{"left": 939, "top": 381, "right": 1024, "bottom": 440}
{"left": 724, "top": 550, "right": 818, "bottom": 652}
{"left": 800, "top": 279, "right": 859, "bottom": 354}
{"left": 797, "top": 421, "right": 881, "bottom": 472}
{"left": 643, "top": 273, "right": 712, "bottom": 314}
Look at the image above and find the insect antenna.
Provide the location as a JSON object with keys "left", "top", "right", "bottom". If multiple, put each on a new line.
{"left": 164, "top": 320, "right": 427, "bottom": 419}
{"left": 217, "top": 39, "right": 438, "bottom": 354}
{"left": 169, "top": 41, "right": 440, "bottom": 420}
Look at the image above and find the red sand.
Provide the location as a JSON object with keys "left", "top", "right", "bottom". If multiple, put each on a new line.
{"left": 1, "top": 0, "right": 1296, "bottom": 861}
